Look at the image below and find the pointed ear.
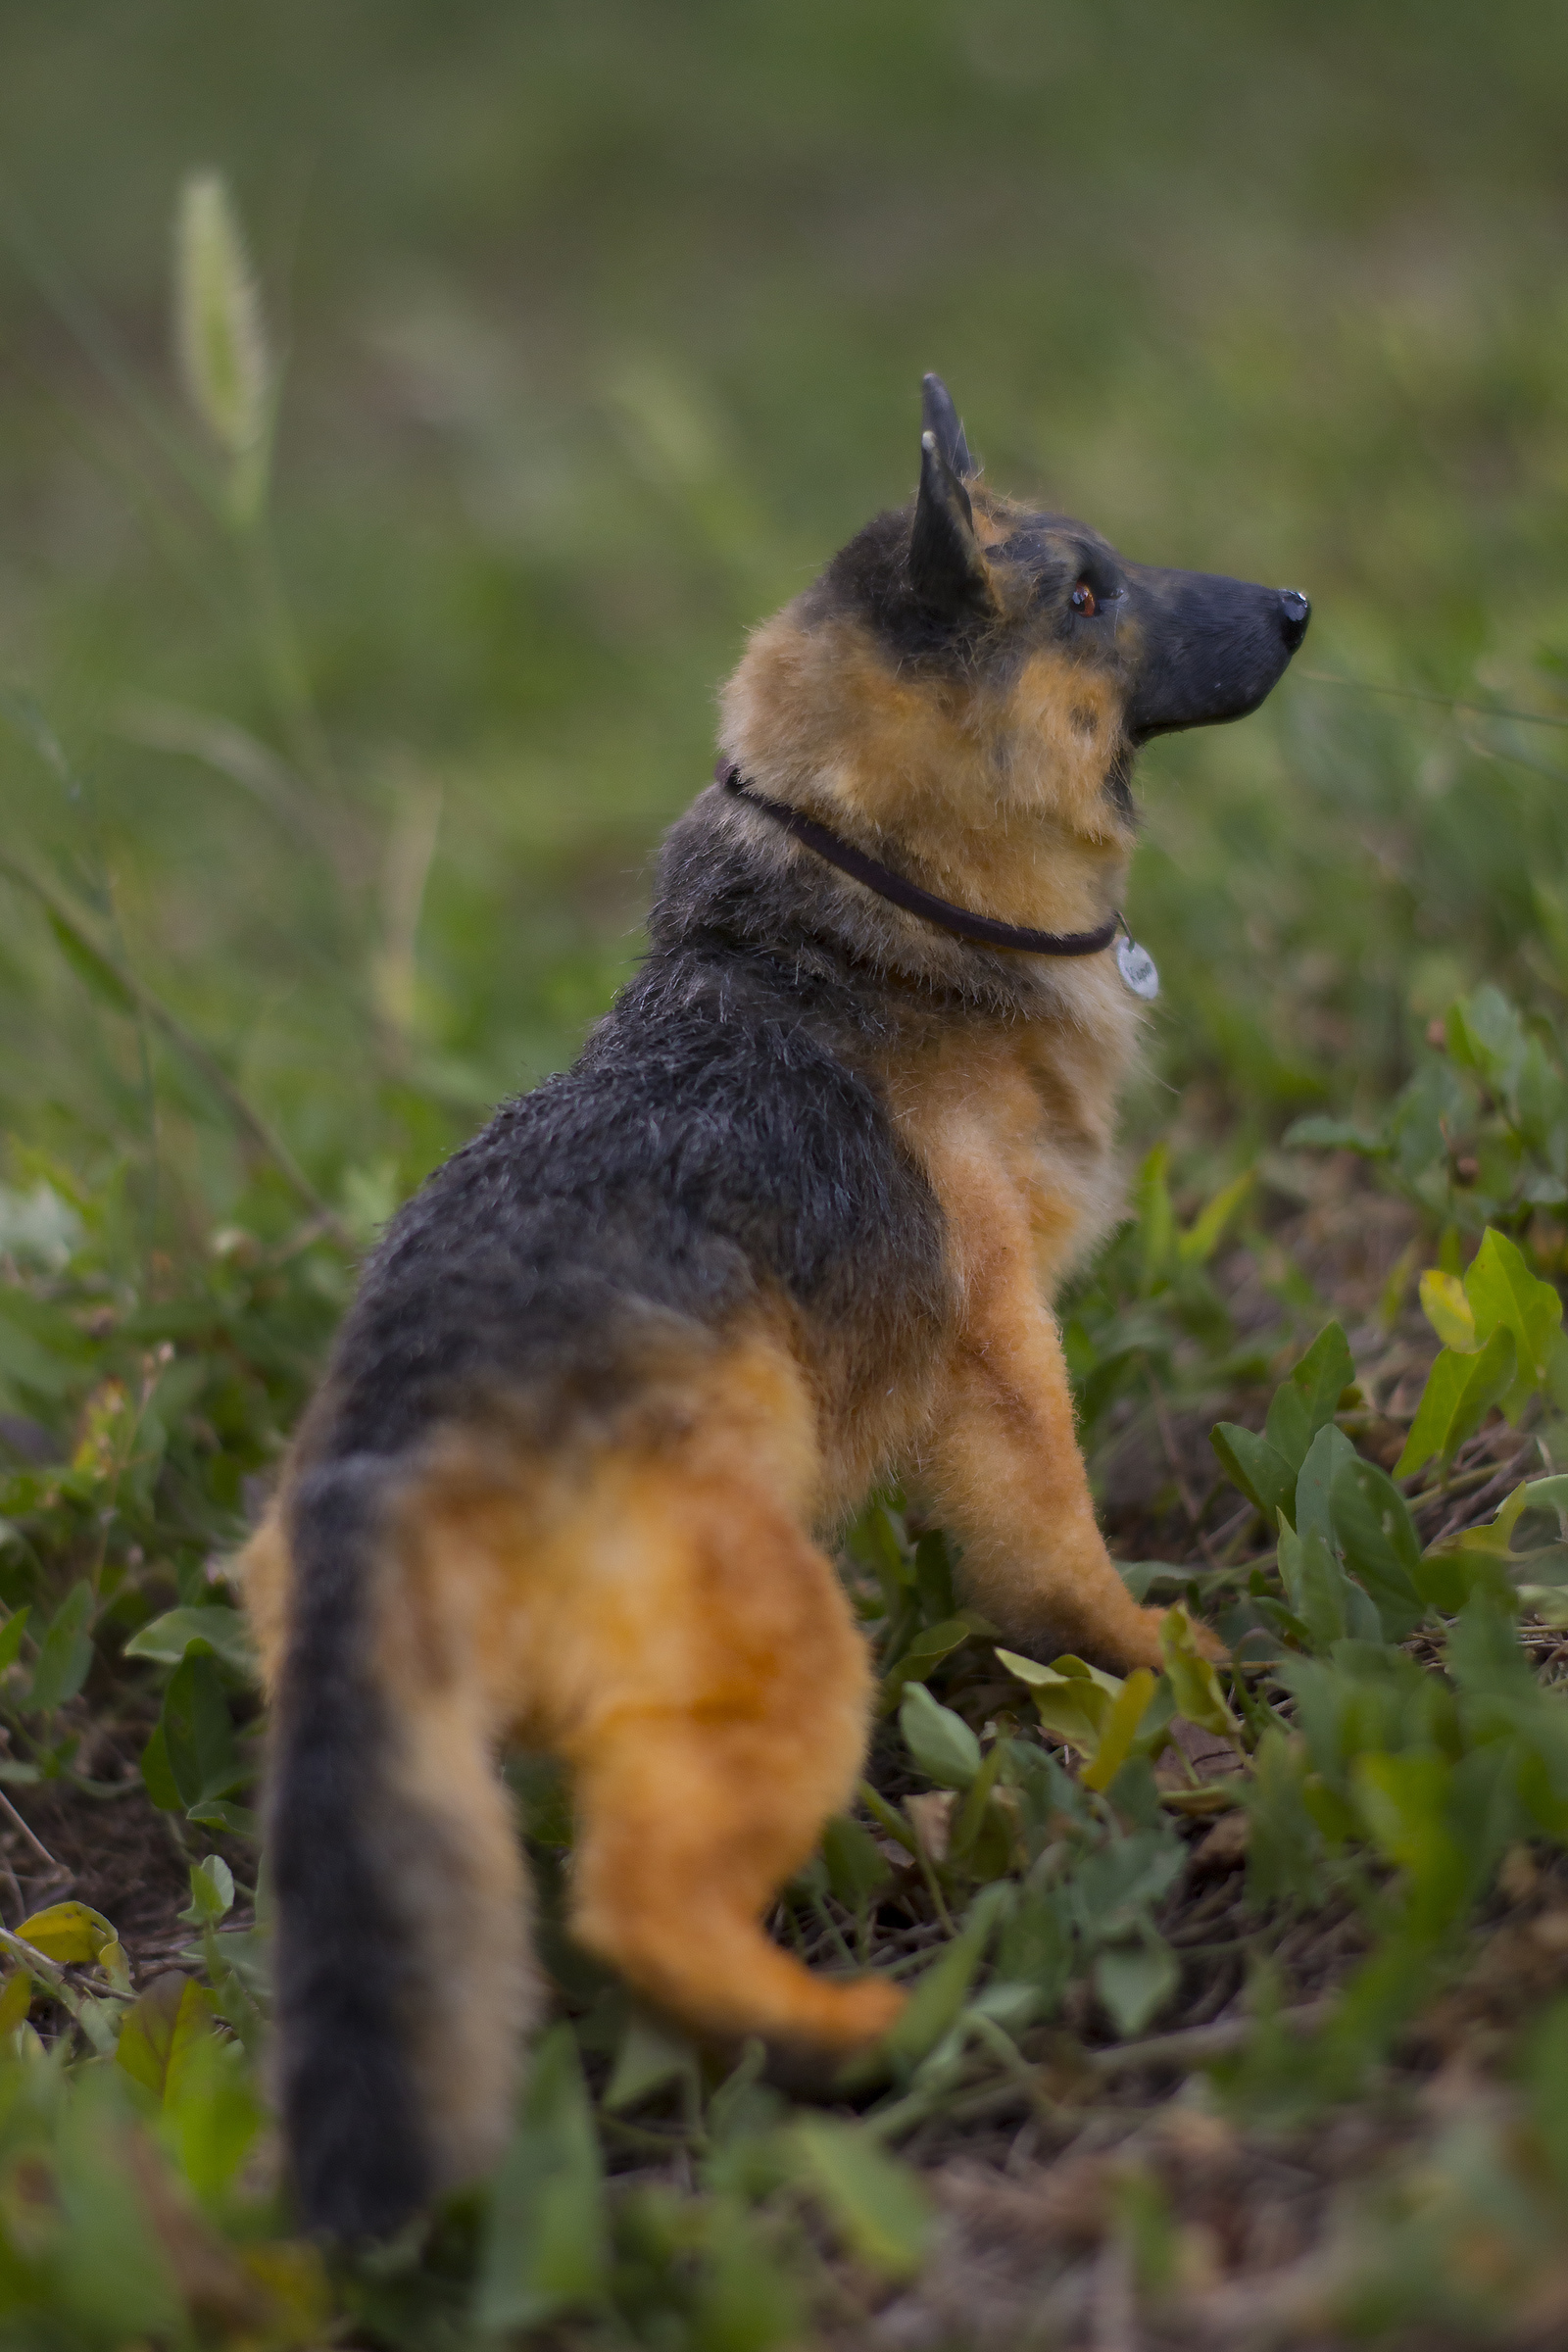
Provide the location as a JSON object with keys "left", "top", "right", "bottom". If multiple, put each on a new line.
{"left": 920, "top": 373, "right": 976, "bottom": 479}
{"left": 910, "top": 430, "right": 994, "bottom": 613}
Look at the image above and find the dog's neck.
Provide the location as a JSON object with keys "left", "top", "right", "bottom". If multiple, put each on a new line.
{"left": 717, "top": 605, "right": 1134, "bottom": 944}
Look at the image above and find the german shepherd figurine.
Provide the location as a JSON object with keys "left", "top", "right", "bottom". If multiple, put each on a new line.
{"left": 243, "top": 375, "right": 1308, "bottom": 2237}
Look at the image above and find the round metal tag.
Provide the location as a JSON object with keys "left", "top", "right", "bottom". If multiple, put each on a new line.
{"left": 1116, "top": 935, "right": 1160, "bottom": 1001}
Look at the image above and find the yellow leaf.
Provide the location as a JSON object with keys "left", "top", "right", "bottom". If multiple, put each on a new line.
{"left": 15, "top": 1899, "right": 119, "bottom": 1966}
{"left": 1420, "top": 1268, "right": 1477, "bottom": 1352}
{"left": 1159, "top": 1605, "right": 1239, "bottom": 1739}
{"left": 1082, "top": 1668, "right": 1157, "bottom": 1792}
{"left": 0, "top": 1971, "right": 30, "bottom": 2037}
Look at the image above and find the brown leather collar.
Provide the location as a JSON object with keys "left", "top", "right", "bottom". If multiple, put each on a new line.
{"left": 717, "top": 762, "right": 1124, "bottom": 959}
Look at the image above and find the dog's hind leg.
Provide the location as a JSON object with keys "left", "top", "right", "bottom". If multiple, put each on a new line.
{"left": 557, "top": 1466, "right": 904, "bottom": 2056}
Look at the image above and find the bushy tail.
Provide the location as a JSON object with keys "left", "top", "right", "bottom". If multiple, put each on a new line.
{"left": 269, "top": 1458, "right": 531, "bottom": 2239}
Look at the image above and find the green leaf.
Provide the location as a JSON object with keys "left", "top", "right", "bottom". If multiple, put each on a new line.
{"left": 1328, "top": 1447, "right": 1428, "bottom": 1641}
{"left": 45, "top": 907, "right": 134, "bottom": 1012}
{"left": 1264, "top": 1322, "right": 1354, "bottom": 1475}
{"left": 1396, "top": 1326, "right": 1516, "bottom": 1477}
{"left": 1158, "top": 1605, "right": 1238, "bottom": 1738}
{"left": 25, "top": 1578, "right": 94, "bottom": 1712}
{"left": 1210, "top": 1422, "right": 1297, "bottom": 1524}
{"left": 117, "top": 1973, "right": 216, "bottom": 2101}
{"left": 1082, "top": 1666, "right": 1158, "bottom": 1792}
{"left": 1419, "top": 1268, "right": 1475, "bottom": 1351}
{"left": 178, "top": 1856, "right": 235, "bottom": 1927}
{"left": 691, "top": 2198, "right": 806, "bottom": 2350}
{"left": 1177, "top": 1167, "right": 1253, "bottom": 1266}
{"left": 1135, "top": 1142, "right": 1175, "bottom": 1292}
{"left": 165, "top": 2022, "right": 265, "bottom": 2203}
{"left": 123, "top": 1604, "right": 257, "bottom": 1678}
{"left": 879, "top": 1613, "right": 976, "bottom": 1712}
{"left": 821, "top": 1813, "right": 892, "bottom": 1909}
{"left": 1283, "top": 1114, "right": 1384, "bottom": 1153}
{"left": 0, "top": 1604, "right": 29, "bottom": 1673}
{"left": 604, "top": 2011, "right": 698, "bottom": 2115}
{"left": 477, "top": 2024, "right": 607, "bottom": 2329}
{"left": 1464, "top": 1226, "right": 1564, "bottom": 1413}
{"left": 159, "top": 1651, "right": 247, "bottom": 1810}
{"left": 900, "top": 1681, "right": 981, "bottom": 1790}
{"left": 874, "top": 1901, "right": 998, "bottom": 2078}
{"left": 789, "top": 2118, "right": 932, "bottom": 2278}
{"left": 1278, "top": 1516, "right": 1355, "bottom": 1652}
{"left": 994, "top": 1648, "right": 1118, "bottom": 1758}
{"left": 1095, "top": 1935, "right": 1179, "bottom": 2037}
{"left": 139, "top": 1720, "right": 183, "bottom": 1812}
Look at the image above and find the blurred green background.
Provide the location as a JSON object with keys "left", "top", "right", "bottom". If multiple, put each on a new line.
{"left": 4, "top": 0, "right": 1568, "bottom": 1250}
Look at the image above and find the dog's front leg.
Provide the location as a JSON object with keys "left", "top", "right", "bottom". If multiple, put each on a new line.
{"left": 913, "top": 1277, "right": 1168, "bottom": 1674}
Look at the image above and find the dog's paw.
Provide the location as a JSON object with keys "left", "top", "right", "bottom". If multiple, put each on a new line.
{"left": 824, "top": 1974, "right": 906, "bottom": 2049}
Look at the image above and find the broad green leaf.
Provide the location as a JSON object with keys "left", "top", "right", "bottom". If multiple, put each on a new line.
{"left": 1159, "top": 1606, "right": 1237, "bottom": 1738}
{"left": 1420, "top": 1268, "right": 1475, "bottom": 1351}
{"left": 1264, "top": 1322, "right": 1354, "bottom": 1476}
{"left": 25, "top": 1578, "right": 94, "bottom": 1712}
{"left": 1282, "top": 1113, "right": 1383, "bottom": 1153}
{"left": 900, "top": 1682, "right": 981, "bottom": 1789}
{"left": 178, "top": 1856, "right": 235, "bottom": 1926}
{"left": 1524, "top": 1475, "right": 1568, "bottom": 1533}
{"left": 1095, "top": 1935, "right": 1179, "bottom": 2037}
{"left": 1464, "top": 1226, "right": 1564, "bottom": 1414}
{"left": 879, "top": 1614, "right": 975, "bottom": 1713}
{"left": 139, "top": 1720, "right": 183, "bottom": 1812}
{"left": 604, "top": 2011, "right": 698, "bottom": 2115}
{"left": 123, "top": 1604, "right": 257, "bottom": 1678}
{"left": 1328, "top": 1448, "right": 1428, "bottom": 1641}
{"left": 995, "top": 1888, "right": 1073, "bottom": 2006}
{"left": 165, "top": 2024, "right": 264, "bottom": 2203}
{"left": 995, "top": 1648, "right": 1116, "bottom": 1757}
{"left": 874, "top": 1898, "right": 1001, "bottom": 2077}
{"left": 822, "top": 1813, "right": 893, "bottom": 1909}
{"left": 1396, "top": 1326, "right": 1516, "bottom": 1477}
{"left": 477, "top": 2024, "right": 607, "bottom": 2328}
{"left": 691, "top": 2199, "right": 806, "bottom": 2349}
{"left": 1178, "top": 1166, "right": 1253, "bottom": 1266}
{"left": 1209, "top": 1422, "right": 1297, "bottom": 1525}
{"left": 1448, "top": 985, "right": 1528, "bottom": 1097}
{"left": 1082, "top": 1667, "right": 1158, "bottom": 1792}
{"left": 0, "top": 1604, "right": 28, "bottom": 1673}
{"left": 789, "top": 2118, "right": 932, "bottom": 2278}
{"left": 117, "top": 1973, "right": 216, "bottom": 2101}
{"left": 1279, "top": 1517, "right": 1354, "bottom": 1652}
{"left": 159, "top": 1651, "right": 247, "bottom": 1810}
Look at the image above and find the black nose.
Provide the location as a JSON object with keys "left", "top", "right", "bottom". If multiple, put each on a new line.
{"left": 1278, "top": 588, "right": 1311, "bottom": 651}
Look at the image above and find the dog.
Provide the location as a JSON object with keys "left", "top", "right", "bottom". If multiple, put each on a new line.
{"left": 241, "top": 374, "right": 1307, "bottom": 2238}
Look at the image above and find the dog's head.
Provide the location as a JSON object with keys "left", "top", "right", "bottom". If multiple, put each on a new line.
{"left": 720, "top": 376, "right": 1307, "bottom": 928}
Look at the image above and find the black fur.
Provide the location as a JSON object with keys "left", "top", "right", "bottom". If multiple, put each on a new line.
{"left": 270, "top": 1459, "right": 432, "bottom": 2241}
{"left": 304, "top": 915, "right": 949, "bottom": 1477}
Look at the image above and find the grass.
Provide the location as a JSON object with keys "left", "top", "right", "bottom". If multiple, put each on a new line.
{"left": 7, "top": 5, "right": 1568, "bottom": 2343}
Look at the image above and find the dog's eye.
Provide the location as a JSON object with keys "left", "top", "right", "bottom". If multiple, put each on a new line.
{"left": 1070, "top": 581, "right": 1098, "bottom": 616}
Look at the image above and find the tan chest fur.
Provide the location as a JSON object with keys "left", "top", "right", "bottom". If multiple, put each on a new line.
{"left": 879, "top": 967, "right": 1144, "bottom": 1314}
